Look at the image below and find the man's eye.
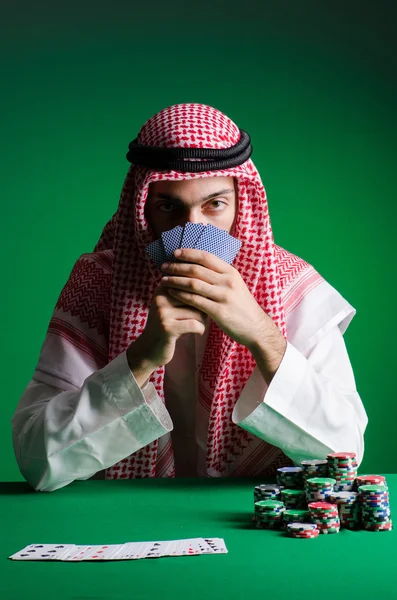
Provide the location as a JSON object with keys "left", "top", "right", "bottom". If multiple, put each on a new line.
{"left": 209, "top": 200, "right": 227, "bottom": 210}
{"left": 158, "top": 203, "right": 177, "bottom": 212}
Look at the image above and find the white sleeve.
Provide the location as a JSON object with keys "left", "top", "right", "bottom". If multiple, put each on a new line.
{"left": 232, "top": 326, "right": 368, "bottom": 466}
{"left": 11, "top": 351, "right": 173, "bottom": 492}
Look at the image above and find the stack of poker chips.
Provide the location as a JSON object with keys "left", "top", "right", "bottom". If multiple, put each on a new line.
{"left": 254, "top": 484, "right": 281, "bottom": 504}
{"left": 354, "top": 474, "right": 386, "bottom": 491}
{"left": 308, "top": 502, "right": 341, "bottom": 534}
{"left": 329, "top": 491, "right": 360, "bottom": 529}
{"left": 253, "top": 500, "right": 285, "bottom": 529}
{"left": 327, "top": 452, "right": 358, "bottom": 491}
{"left": 281, "top": 489, "right": 306, "bottom": 510}
{"left": 282, "top": 509, "right": 311, "bottom": 531}
{"left": 300, "top": 459, "right": 329, "bottom": 483}
{"left": 276, "top": 467, "right": 304, "bottom": 489}
{"left": 305, "top": 477, "right": 336, "bottom": 503}
{"left": 287, "top": 523, "right": 319, "bottom": 539}
{"left": 358, "top": 484, "right": 393, "bottom": 531}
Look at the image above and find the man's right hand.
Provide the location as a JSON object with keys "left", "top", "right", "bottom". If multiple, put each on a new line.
{"left": 126, "top": 282, "right": 208, "bottom": 381}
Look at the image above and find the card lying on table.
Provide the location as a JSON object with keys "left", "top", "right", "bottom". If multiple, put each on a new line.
{"left": 146, "top": 222, "right": 242, "bottom": 270}
{"left": 9, "top": 538, "right": 228, "bottom": 561}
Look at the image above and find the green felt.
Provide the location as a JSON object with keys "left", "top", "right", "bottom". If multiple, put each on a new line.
{"left": 1, "top": 476, "right": 396, "bottom": 600}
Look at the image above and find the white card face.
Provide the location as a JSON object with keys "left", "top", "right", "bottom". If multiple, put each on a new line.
{"left": 82, "top": 544, "right": 124, "bottom": 561}
{"left": 117, "top": 542, "right": 151, "bottom": 560}
{"left": 9, "top": 538, "right": 228, "bottom": 561}
{"left": 193, "top": 538, "right": 217, "bottom": 554}
{"left": 61, "top": 545, "right": 96, "bottom": 561}
{"left": 203, "top": 538, "right": 228, "bottom": 553}
{"left": 168, "top": 539, "right": 185, "bottom": 556}
{"left": 146, "top": 540, "right": 171, "bottom": 559}
{"left": 181, "top": 538, "right": 203, "bottom": 556}
{"left": 9, "top": 544, "right": 76, "bottom": 561}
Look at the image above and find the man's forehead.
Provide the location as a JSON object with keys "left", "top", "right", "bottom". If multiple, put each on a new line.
{"left": 148, "top": 176, "right": 236, "bottom": 195}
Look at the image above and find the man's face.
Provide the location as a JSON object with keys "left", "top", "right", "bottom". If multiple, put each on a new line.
{"left": 145, "top": 176, "right": 238, "bottom": 238}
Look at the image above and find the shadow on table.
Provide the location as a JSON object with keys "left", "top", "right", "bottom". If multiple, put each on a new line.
{"left": 217, "top": 510, "right": 257, "bottom": 529}
{"left": 0, "top": 482, "right": 35, "bottom": 495}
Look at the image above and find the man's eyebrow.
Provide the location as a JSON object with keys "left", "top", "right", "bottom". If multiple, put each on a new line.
{"left": 151, "top": 188, "right": 234, "bottom": 205}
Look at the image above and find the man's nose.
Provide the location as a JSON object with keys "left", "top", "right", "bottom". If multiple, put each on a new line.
{"left": 184, "top": 209, "right": 206, "bottom": 226}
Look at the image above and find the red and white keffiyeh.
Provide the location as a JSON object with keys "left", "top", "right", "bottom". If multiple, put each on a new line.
{"left": 44, "top": 103, "right": 324, "bottom": 479}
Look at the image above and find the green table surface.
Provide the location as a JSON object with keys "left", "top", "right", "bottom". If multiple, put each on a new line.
{"left": 1, "top": 476, "right": 396, "bottom": 600}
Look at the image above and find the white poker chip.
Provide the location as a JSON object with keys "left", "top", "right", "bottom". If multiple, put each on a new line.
{"left": 287, "top": 523, "right": 317, "bottom": 531}
{"left": 330, "top": 492, "right": 357, "bottom": 502}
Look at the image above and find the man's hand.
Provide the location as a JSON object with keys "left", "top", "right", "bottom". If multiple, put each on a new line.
{"left": 160, "top": 248, "right": 275, "bottom": 351}
{"left": 127, "top": 283, "right": 208, "bottom": 376}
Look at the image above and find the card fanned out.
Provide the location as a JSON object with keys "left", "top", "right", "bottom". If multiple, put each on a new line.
{"left": 146, "top": 222, "right": 242, "bottom": 270}
{"left": 9, "top": 538, "right": 227, "bottom": 561}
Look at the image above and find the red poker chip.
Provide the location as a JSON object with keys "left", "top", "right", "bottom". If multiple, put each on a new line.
{"left": 356, "top": 475, "right": 385, "bottom": 484}
{"left": 308, "top": 502, "right": 336, "bottom": 510}
{"left": 291, "top": 529, "right": 320, "bottom": 539}
{"left": 327, "top": 453, "right": 356, "bottom": 459}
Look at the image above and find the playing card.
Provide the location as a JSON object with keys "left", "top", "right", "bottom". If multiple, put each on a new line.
{"left": 216, "top": 233, "right": 242, "bottom": 264}
{"left": 167, "top": 539, "right": 188, "bottom": 556}
{"left": 180, "top": 222, "right": 205, "bottom": 249}
{"left": 203, "top": 538, "right": 228, "bottom": 554}
{"left": 146, "top": 238, "right": 167, "bottom": 269}
{"left": 194, "top": 224, "right": 241, "bottom": 264}
{"left": 79, "top": 544, "right": 124, "bottom": 561}
{"left": 146, "top": 540, "right": 172, "bottom": 558}
{"left": 60, "top": 545, "right": 97, "bottom": 561}
{"left": 161, "top": 225, "right": 184, "bottom": 261}
{"left": 181, "top": 538, "right": 206, "bottom": 555}
{"left": 9, "top": 543, "right": 76, "bottom": 561}
{"left": 116, "top": 541, "right": 155, "bottom": 560}
{"left": 193, "top": 538, "right": 218, "bottom": 554}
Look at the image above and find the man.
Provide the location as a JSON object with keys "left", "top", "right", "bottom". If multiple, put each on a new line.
{"left": 12, "top": 103, "right": 368, "bottom": 492}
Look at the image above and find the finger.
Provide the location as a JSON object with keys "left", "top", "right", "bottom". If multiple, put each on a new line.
{"left": 173, "top": 306, "right": 208, "bottom": 325}
{"left": 161, "top": 261, "right": 220, "bottom": 285}
{"left": 171, "top": 318, "right": 206, "bottom": 337}
{"left": 154, "top": 283, "right": 189, "bottom": 308}
{"left": 162, "top": 276, "right": 224, "bottom": 303}
{"left": 171, "top": 248, "right": 233, "bottom": 274}
{"left": 167, "top": 288, "right": 216, "bottom": 316}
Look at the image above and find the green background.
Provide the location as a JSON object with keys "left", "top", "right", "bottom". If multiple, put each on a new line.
{"left": 1, "top": 1, "right": 396, "bottom": 481}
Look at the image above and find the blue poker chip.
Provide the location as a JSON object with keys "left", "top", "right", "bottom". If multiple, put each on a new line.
{"left": 277, "top": 467, "right": 303, "bottom": 473}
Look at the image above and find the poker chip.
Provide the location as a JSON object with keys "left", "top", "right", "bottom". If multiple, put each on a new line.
{"left": 305, "top": 478, "right": 336, "bottom": 502}
{"left": 253, "top": 499, "right": 285, "bottom": 529}
{"left": 276, "top": 467, "right": 304, "bottom": 489}
{"left": 355, "top": 475, "right": 386, "bottom": 491}
{"left": 327, "top": 452, "right": 358, "bottom": 492}
{"left": 287, "top": 523, "right": 319, "bottom": 538}
{"left": 330, "top": 491, "right": 360, "bottom": 529}
{"left": 281, "top": 489, "right": 306, "bottom": 509}
{"left": 358, "top": 482, "right": 392, "bottom": 531}
{"left": 308, "top": 501, "right": 340, "bottom": 534}
{"left": 254, "top": 500, "right": 284, "bottom": 513}
{"left": 254, "top": 485, "right": 281, "bottom": 504}
{"left": 251, "top": 456, "right": 392, "bottom": 538}
{"left": 300, "top": 459, "right": 329, "bottom": 483}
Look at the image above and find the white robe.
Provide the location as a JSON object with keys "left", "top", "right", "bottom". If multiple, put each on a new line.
{"left": 11, "top": 279, "right": 368, "bottom": 491}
